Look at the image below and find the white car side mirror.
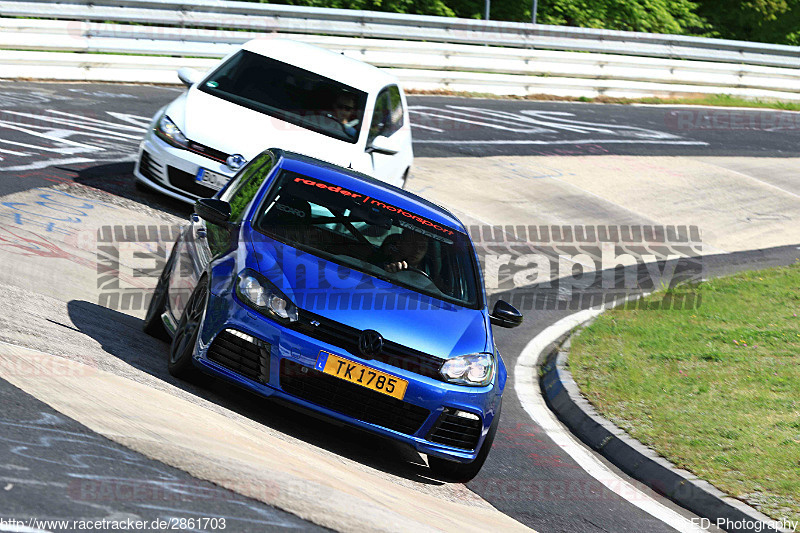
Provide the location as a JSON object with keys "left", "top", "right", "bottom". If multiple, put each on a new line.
{"left": 177, "top": 67, "right": 203, "bottom": 88}
{"left": 367, "top": 135, "right": 399, "bottom": 155}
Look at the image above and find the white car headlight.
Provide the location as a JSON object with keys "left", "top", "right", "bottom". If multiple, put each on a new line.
{"left": 236, "top": 269, "right": 298, "bottom": 322}
{"left": 440, "top": 353, "right": 494, "bottom": 387}
{"left": 155, "top": 114, "right": 189, "bottom": 149}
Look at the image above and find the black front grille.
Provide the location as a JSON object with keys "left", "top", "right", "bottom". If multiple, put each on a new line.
{"left": 286, "top": 309, "right": 446, "bottom": 381}
{"left": 207, "top": 330, "right": 270, "bottom": 383}
{"left": 167, "top": 166, "right": 218, "bottom": 198}
{"left": 187, "top": 141, "right": 229, "bottom": 163}
{"left": 139, "top": 150, "right": 162, "bottom": 182}
{"left": 427, "top": 408, "right": 483, "bottom": 450}
{"left": 279, "top": 359, "right": 430, "bottom": 435}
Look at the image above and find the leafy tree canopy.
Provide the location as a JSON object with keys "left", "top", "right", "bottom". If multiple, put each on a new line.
{"left": 263, "top": 0, "right": 800, "bottom": 44}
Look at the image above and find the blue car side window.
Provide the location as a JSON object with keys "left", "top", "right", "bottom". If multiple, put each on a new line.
{"left": 205, "top": 151, "right": 275, "bottom": 257}
{"left": 222, "top": 151, "right": 276, "bottom": 225}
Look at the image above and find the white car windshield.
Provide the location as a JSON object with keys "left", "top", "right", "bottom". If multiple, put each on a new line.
{"left": 199, "top": 50, "right": 367, "bottom": 144}
{"left": 254, "top": 170, "right": 482, "bottom": 308}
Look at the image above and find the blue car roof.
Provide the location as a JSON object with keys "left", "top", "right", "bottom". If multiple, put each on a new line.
{"left": 275, "top": 151, "right": 467, "bottom": 235}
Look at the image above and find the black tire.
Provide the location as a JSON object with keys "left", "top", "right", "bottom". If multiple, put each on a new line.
{"left": 428, "top": 400, "right": 502, "bottom": 483}
{"left": 142, "top": 240, "right": 179, "bottom": 341}
{"left": 168, "top": 277, "right": 208, "bottom": 380}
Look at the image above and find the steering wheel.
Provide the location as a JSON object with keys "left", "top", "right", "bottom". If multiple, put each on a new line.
{"left": 322, "top": 113, "right": 359, "bottom": 140}
{"left": 405, "top": 266, "right": 434, "bottom": 281}
{"left": 322, "top": 113, "right": 348, "bottom": 131}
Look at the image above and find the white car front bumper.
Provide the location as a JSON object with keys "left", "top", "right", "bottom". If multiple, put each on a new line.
{"left": 133, "top": 129, "right": 239, "bottom": 204}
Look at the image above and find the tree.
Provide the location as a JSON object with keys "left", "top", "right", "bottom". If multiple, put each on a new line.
{"left": 268, "top": 0, "right": 455, "bottom": 17}
{"left": 694, "top": 0, "right": 800, "bottom": 44}
{"left": 535, "top": 0, "right": 709, "bottom": 34}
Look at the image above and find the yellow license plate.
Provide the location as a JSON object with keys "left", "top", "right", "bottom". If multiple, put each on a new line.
{"left": 318, "top": 351, "right": 408, "bottom": 400}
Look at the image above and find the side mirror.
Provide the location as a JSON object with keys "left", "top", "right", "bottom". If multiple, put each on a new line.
{"left": 177, "top": 67, "right": 202, "bottom": 88}
{"left": 490, "top": 300, "right": 523, "bottom": 328}
{"left": 367, "top": 135, "right": 399, "bottom": 156}
{"left": 194, "top": 198, "right": 231, "bottom": 226}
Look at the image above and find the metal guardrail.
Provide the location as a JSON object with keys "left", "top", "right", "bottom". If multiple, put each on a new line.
{"left": 3, "top": 0, "right": 800, "bottom": 67}
{"left": 1, "top": 0, "right": 800, "bottom": 99}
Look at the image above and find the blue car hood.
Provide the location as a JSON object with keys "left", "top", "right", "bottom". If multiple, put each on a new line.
{"left": 249, "top": 235, "right": 489, "bottom": 359}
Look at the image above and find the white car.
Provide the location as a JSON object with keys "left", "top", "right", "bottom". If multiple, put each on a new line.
{"left": 134, "top": 39, "right": 413, "bottom": 203}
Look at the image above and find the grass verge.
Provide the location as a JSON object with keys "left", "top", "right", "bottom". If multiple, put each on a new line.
{"left": 568, "top": 262, "right": 800, "bottom": 523}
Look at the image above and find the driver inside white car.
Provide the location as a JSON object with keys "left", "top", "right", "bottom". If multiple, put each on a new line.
{"left": 330, "top": 92, "right": 360, "bottom": 139}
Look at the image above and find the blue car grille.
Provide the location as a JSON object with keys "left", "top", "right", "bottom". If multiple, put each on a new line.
{"left": 279, "top": 359, "right": 430, "bottom": 436}
{"left": 207, "top": 329, "right": 270, "bottom": 384}
{"left": 427, "top": 408, "right": 483, "bottom": 450}
{"left": 288, "top": 309, "right": 446, "bottom": 381}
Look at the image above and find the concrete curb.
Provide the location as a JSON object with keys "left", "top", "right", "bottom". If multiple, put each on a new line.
{"left": 539, "top": 324, "right": 791, "bottom": 533}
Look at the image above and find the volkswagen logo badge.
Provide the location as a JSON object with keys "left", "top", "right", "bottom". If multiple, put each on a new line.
{"left": 358, "top": 330, "right": 383, "bottom": 358}
{"left": 226, "top": 153, "right": 247, "bottom": 171}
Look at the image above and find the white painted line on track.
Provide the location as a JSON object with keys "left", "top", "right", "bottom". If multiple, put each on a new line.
{"left": 410, "top": 123, "right": 445, "bottom": 133}
{"left": 2, "top": 111, "right": 142, "bottom": 141}
{"left": 0, "top": 157, "right": 94, "bottom": 172}
{"left": 514, "top": 308, "right": 705, "bottom": 533}
{"left": 411, "top": 106, "right": 551, "bottom": 133}
{"left": 0, "top": 138, "right": 80, "bottom": 154}
{"left": 48, "top": 110, "right": 147, "bottom": 132}
{"left": 410, "top": 110, "right": 545, "bottom": 133}
{"left": 0, "top": 120, "right": 101, "bottom": 150}
{"left": 0, "top": 147, "right": 29, "bottom": 157}
{"left": 414, "top": 139, "right": 709, "bottom": 146}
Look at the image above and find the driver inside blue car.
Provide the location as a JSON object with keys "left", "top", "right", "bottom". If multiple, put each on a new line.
{"left": 379, "top": 228, "right": 430, "bottom": 273}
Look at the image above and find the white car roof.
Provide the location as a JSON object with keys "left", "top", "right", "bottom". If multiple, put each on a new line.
{"left": 241, "top": 39, "right": 400, "bottom": 95}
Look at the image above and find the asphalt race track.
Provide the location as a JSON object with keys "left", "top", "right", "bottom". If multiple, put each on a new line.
{"left": 1, "top": 81, "right": 800, "bottom": 532}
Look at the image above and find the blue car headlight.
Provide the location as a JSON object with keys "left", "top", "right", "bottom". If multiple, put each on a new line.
{"left": 155, "top": 114, "right": 189, "bottom": 149}
{"left": 236, "top": 269, "right": 298, "bottom": 323}
{"left": 440, "top": 353, "right": 494, "bottom": 387}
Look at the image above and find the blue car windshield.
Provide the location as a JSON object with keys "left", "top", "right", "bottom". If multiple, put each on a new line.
{"left": 254, "top": 170, "right": 481, "bottom": 308}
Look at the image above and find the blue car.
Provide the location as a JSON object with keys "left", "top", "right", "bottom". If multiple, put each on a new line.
{"left": 144, "top": 149, "right": 523, "bottom": 481}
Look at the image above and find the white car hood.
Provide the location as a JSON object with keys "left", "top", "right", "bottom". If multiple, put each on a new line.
{"left": 171, "top": 89, "right": 361, "bottom": 168}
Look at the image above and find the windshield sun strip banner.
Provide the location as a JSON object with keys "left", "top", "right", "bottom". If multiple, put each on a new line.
{"left": 290, "top": 176, "right": 457, "bottom": 242}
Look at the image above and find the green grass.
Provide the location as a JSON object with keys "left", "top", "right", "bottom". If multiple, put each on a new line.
{"left": 569, "top": 262, "right": 800, "bottom": 523}
{"left": 630, "top": 93, "right": 800, "bottom": 111}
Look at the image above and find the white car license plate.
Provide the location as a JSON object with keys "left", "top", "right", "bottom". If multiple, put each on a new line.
{"left": 196, "top": 168, "right": 229, "bottom": 190}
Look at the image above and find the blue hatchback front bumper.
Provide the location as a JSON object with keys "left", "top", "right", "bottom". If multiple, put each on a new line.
{"left": 192, "top": 290, "right": 503, "bottom": 463}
